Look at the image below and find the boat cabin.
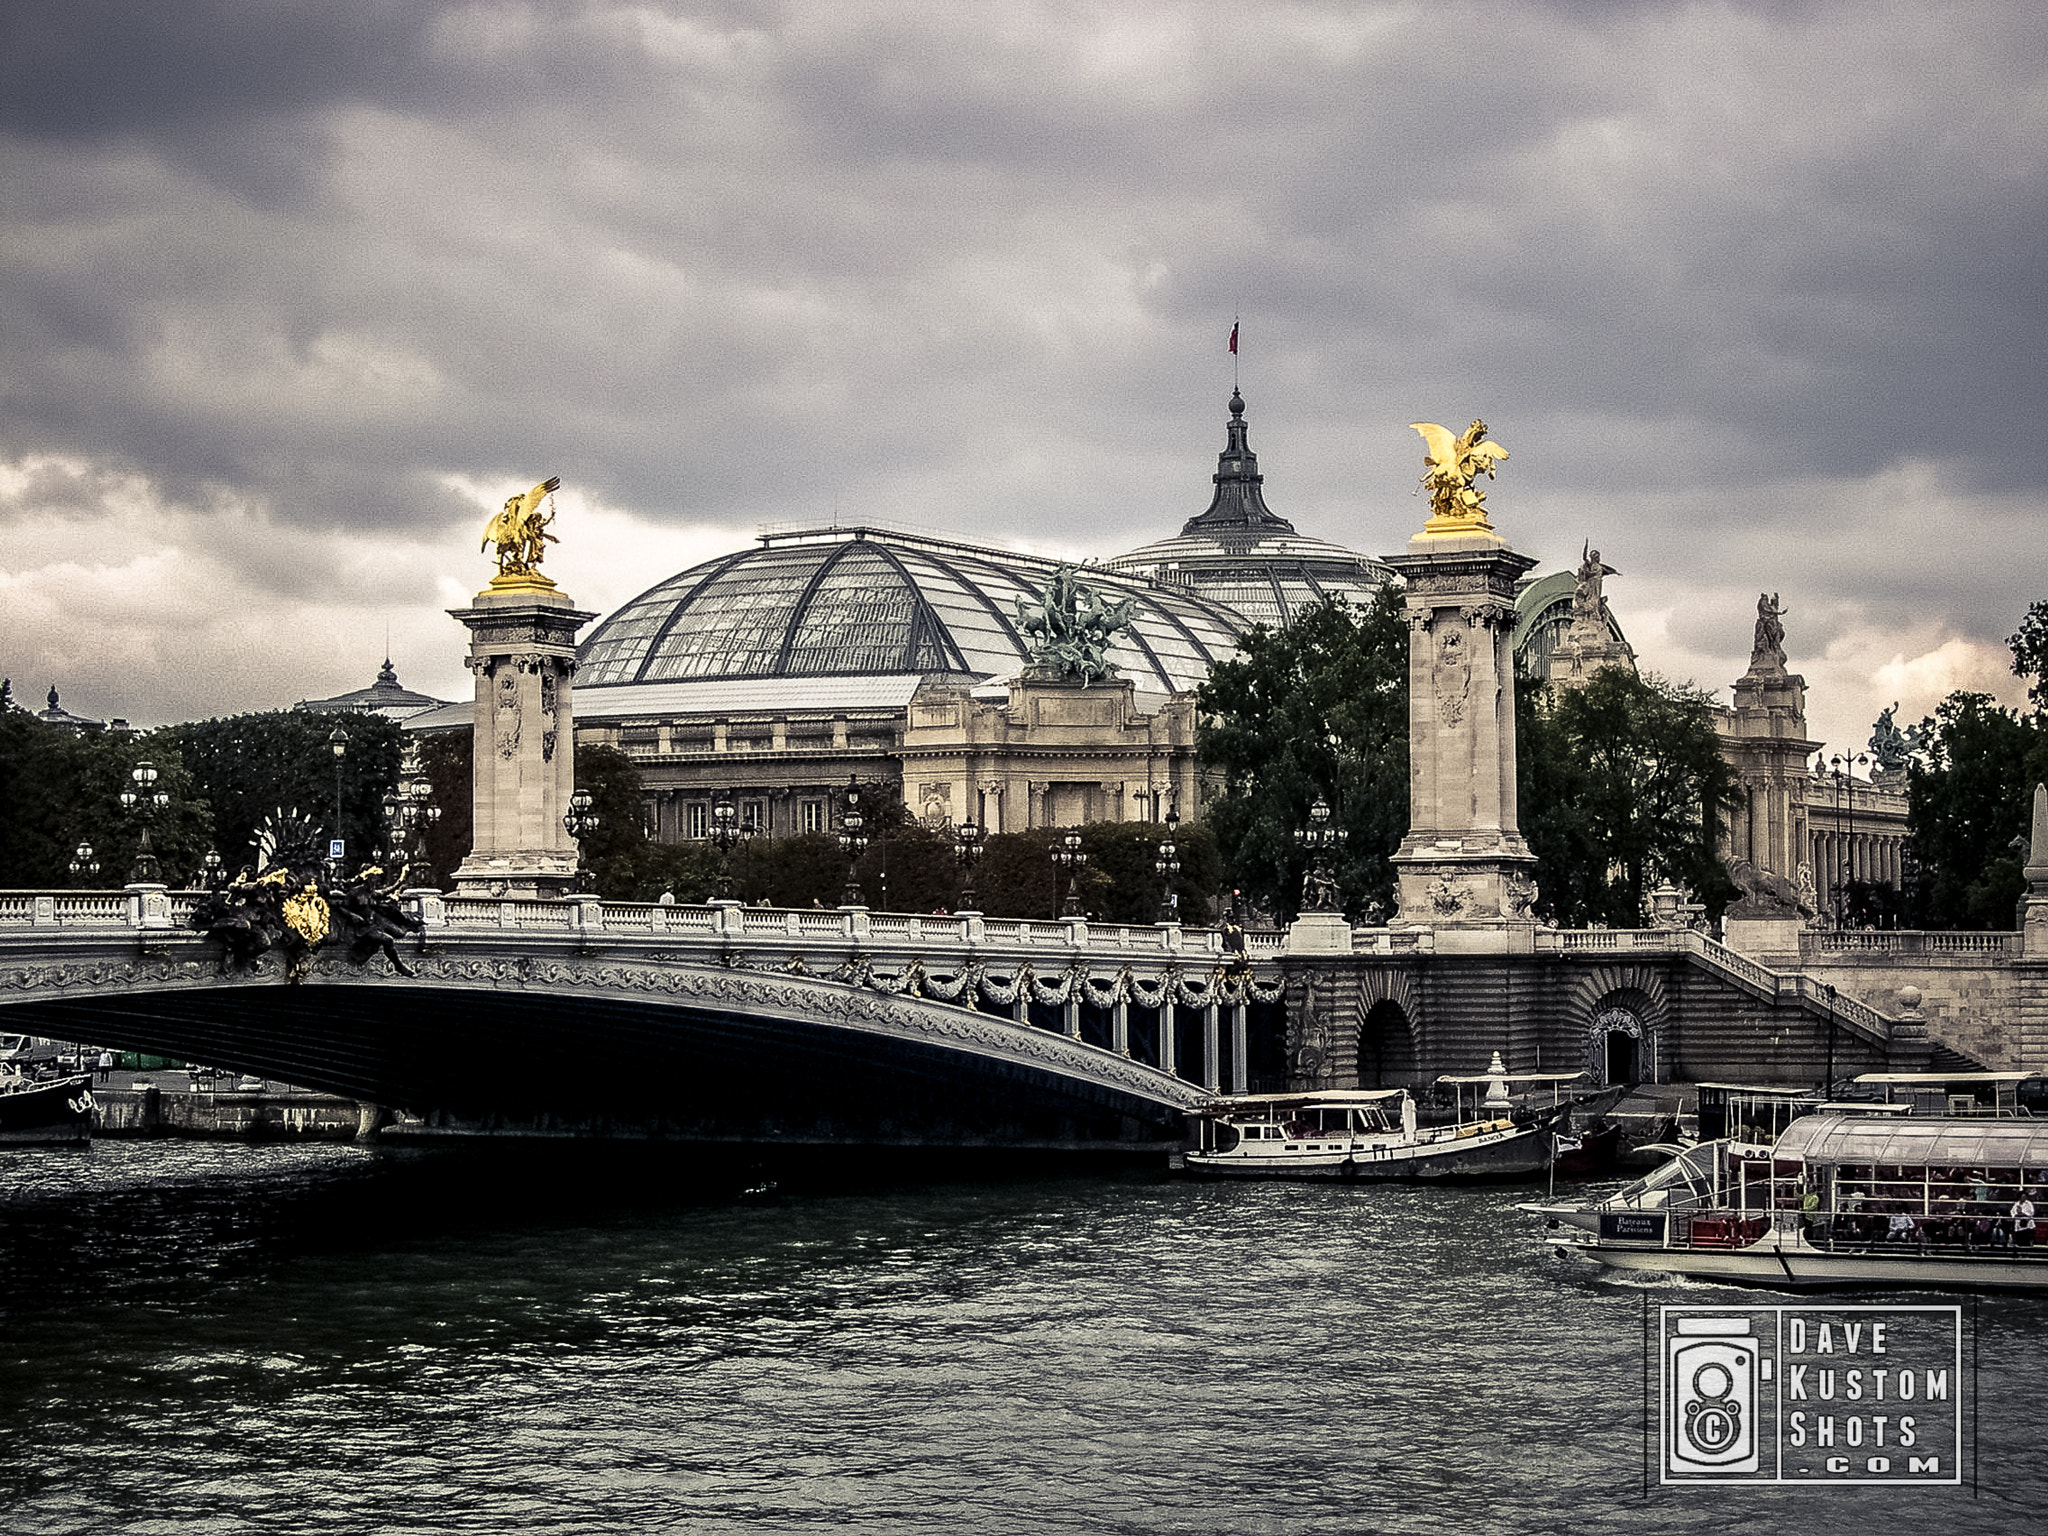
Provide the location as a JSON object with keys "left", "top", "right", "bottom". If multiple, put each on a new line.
{"left": 1851, "top": 1071, "right": 2042, "bottom": 1119}
{"left": 1193, "top": 1089, "right": 1413, "bottom": 1153}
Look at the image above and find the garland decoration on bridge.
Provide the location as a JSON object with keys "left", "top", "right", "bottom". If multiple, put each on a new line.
{"left": 187, "top": 829, "right": 421, "bottom": 983}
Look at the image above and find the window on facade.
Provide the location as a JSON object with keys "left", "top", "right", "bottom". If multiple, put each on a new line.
{"left": 801, "top": 799, "right": 824, "bottom": 833}
{"left": 742, "top": 799, "right": 767, "bottom": 833}
{"left": 686, "top": 802, "right": 709, "bottom": 839}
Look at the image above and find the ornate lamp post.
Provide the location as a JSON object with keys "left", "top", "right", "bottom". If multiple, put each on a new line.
{"left": 383, "top": 785, "right": 442, "bottom": 888}
{"left": 837, "top": 775, "right": 869, "bottom": 907}
{"left": 708, "top": 795, "right": 754, "bottom": 902}
{"left": 1054, "top": 830, "right": 1088, "bottom": 919}
{"left": 199, "top": 849, "right": 224, "bottom": 891}
{"left": 953, "top": 818, "right": 985, "bottom": 912}
{"left": 69, "top": 840, "right": 100, "bottom": 888}
{"left": 1293, "top": 796, "right": 1345, "bottom": 911}
{"left": 1828, "top": 751, "right": 1870, "bottom": 926}
{"left": 119, "top": 760, "right": 171, "bottom": 883}
{"left": 1154, "top": 808, "right": 1181, "bottom": 924}
{"left": 327, "top": 727, "right": 349, "bottom": 874}
{"left": 561, "top": 787, "right": 600, "bottom": 894}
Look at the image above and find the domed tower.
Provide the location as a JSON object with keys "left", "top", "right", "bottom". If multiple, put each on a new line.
{"left": 1104, "top": 390, "right": 1393, "bottom": 630}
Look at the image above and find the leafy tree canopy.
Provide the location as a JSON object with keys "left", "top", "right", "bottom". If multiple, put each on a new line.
{"left": 1905, "top": 690, "right": 2048, "bottom": 929}
{"left": 0, "top": 710, "right": 214, "bottom": 887}
{"left": 161, "top": 710, "right": 403, "bottom": 877}
{"left": 1516, "top": 669, "right": 1740, "bottom": 928}
{"left": 1197, "top": 590, "right": 1408, "bottom": 921}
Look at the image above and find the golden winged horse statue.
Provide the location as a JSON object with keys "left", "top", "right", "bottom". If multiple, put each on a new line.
{"left": 1409, "top": 420, "right": 1508, "bottom": 529}
{"left": 482, "top": 476, "right": 561, "bottom": 581}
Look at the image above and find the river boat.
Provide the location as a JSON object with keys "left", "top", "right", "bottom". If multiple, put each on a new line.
{"left": 0, "top": 1068, "right": 96, "bottom": 1145}
{"left": 1528, "top": 1105, "right": 2048, "bottom": 1290}
{"left": 1184, "top": 1069, "right": 1585, "bottom": 1181}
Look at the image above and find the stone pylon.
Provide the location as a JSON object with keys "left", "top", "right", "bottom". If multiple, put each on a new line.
{"left": 1385, "top": 521, "right": 1539, "bottom": 952}
{"left": 449, "top": 578, "right": 596, "bottom": 898}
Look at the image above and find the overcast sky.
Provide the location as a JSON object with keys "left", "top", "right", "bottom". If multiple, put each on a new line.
{"left": 4, "top": 0, "right": 2044, "bottom": 766}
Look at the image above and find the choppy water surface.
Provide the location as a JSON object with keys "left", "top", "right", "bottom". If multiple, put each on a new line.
{"left": 2, "top": 1141, "right": 2044, "bottom": 1535}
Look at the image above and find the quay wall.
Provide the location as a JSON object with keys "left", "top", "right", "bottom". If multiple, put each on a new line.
{"left": 94, "top": 1086, "right": 365, "bottom": 1140}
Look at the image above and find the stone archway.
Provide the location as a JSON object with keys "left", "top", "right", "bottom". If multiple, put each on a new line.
{"left": 1588, "top": 1003, "right": 1647, "bottom": 1085}
{"left": 1566, "top": 964, "right": 1671, "bottom": 1087}
{"left": 1353, "top": 968, "right": 1422, "bottom": 1087}
{"left": 1357, "top": 1000, "right": 1420, "bottom": 1087}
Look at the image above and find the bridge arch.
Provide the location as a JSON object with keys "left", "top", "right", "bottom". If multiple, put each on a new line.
{"left": 0, "top": 937, "right": 1208, "bottom": 1147}
{"left": 1567, "top": 963, "right": 1671, "bottom": 1085}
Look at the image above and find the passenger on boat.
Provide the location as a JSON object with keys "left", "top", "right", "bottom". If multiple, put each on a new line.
{"left": 2014, "top": 1193, "right": 2038, "bottom": 1248}
{"left": 1885, "top": 1209, "right": 1923, "bottom": 1246}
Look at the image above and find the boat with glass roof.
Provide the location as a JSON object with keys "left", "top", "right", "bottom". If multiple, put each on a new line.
{"left": 1529, "top": 1087, "right": 2048, "bottom": 1289}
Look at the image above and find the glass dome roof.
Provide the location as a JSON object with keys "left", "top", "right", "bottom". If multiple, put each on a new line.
{"left": 576, "top": 526, "right": 1253, "bottom": 696}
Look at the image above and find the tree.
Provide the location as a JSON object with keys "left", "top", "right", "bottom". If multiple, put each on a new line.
{"left": 2010, "top": 599, "right": 2048, "bottom": 712}
{"left": 1197, "top": 590, "right": 1409, "bottom": 920}
{"left": 162, "top": 711, "right": 403, "bottom": 875}
{"left": 0, "top": 712, "right": 214, "bottom": 887}
{"left": 1516, "top": 669, "right": 1740, "bottom": 928}
{"left": 1905, "top": 691, "right": 2048, "bottom": 929}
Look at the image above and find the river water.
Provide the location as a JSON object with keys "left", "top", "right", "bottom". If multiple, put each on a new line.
{"left": 2, "top": 1141, "right": 2044, "bottom": 1535}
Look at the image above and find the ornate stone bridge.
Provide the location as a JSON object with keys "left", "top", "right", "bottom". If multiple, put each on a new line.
{"left": 3, "top": 884, "right": 2002, "bottom": 1150}
{"left": 0, "top": 890, "right": 1286, "bottom": 1150}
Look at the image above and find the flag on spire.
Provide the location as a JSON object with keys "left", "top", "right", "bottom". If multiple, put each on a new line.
{"left": 1227, "top": 321, "right": 1238, "bottom": 355}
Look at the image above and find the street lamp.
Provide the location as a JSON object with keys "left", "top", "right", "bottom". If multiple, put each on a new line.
{"left": 199, "top": 848, "right": 224, "bottom": 891}
{"left": 383, "top": 784, "right": 441, "bottom": 887}
{"left": 709, "top": 795, "right": 753, "bottom": 902}
{"left": 1828, "top": 751, "right": 1869, "bottom": 926}
{"left": 1155, "top": 807, "right": 1181, "bottom": 924}
{"left": 1293, "top": 796, "right": 1345, "bottom": 911}
{"left": 837, "top": 775, "right": 868, "bottom": 907}
{"left": 562, "top": 787, "right": 600, "bottom": 894}
{"left": 119, "top": 760, "right": 171, "bottom": 883}
{"left": 69, "top": 840, "right": 100, "bottom": 887}
{"left": 328, "top": 727, "right": 349, "bottom": 873}
{"left": 953, "top": 818, "right": 985, "bottom": 912}
{"left": 1054, "top": 830, "right": 1088, "bottom": 919}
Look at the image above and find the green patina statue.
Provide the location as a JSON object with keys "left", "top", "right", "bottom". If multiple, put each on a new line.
{"left": 1016, "top": 566, "right": 1134, "bottom": 687}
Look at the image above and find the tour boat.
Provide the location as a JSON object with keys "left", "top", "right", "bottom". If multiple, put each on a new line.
{"left": 0, "top": 1069, "right": 96, "bottom": 1145}
{"left": 1528, "top": 1107, "right": 2048, "bottom": 1290}
{"left": 1184, "top": 1067, "right": 1583, "bottom": 1181}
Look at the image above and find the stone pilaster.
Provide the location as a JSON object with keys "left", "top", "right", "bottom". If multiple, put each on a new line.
{"left": 449, "top": 584, "right": 596, "bottom": 897}
{"left": 1385, "top": 528, "right": 1539, "bottom": 951}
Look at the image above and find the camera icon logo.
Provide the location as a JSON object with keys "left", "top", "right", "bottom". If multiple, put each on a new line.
{"left": 1668, "top": 1318, "right": 1759, "bottom": 1474}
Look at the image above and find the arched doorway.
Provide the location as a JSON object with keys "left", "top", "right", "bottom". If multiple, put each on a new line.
{"left": 1588, "top": 1004, "right": 1648, "bottom": 1086}
{"left": 1357, "top": 1000, "right": 1418, "bottom": 1087}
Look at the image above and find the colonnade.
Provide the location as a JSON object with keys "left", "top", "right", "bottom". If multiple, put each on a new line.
{"left": 1022, "top": 991, "right": 1248, "bottom": 1094}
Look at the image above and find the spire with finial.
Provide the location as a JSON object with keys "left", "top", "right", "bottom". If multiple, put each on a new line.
{"left": 1178, "top": 390, "right": 1296, "bottom": 540}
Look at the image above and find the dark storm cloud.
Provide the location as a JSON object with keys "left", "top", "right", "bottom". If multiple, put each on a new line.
{"left": 2, "top": 0, "right": 2044, "bottom": 731}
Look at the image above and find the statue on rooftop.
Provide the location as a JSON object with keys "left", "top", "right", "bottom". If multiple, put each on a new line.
{"left": 1868, "top": 702, "right": 1924, "bottom": 774}
{"left": 1570, "top": 542, "right": 1618, "bottom": 641}
{"left": 1016, "top": 566, "right": 1134, "bottom": 686}
{"left": 1410, "top": 419, "right": 1509, "bottom": 529}
{"left": 482, "top": 476, "right": 562, "bottom": 581}
{"left": 1749, "top": 592, "right": 1787, "bottom": 673}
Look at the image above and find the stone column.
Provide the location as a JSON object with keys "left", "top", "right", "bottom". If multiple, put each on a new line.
{"left": 1159, "top": 999, "right": 1176, "bottom": 1076}
{"left": 1204, "top": 1002, "right": 1221, "bottom": 1092}
{"left": 449, "top": 583, "right": 596, "bottom": 897}
{"left": 1386, "top": 528, "right": 1538, "bottom": 952}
